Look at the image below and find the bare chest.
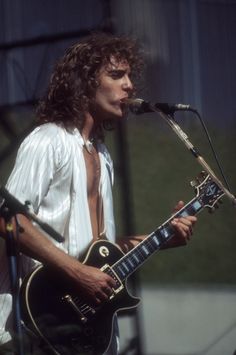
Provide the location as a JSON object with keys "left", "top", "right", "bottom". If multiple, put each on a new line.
{"left": 83, "top": 147, "right": 104, "bottom": 239}
{"left": 83, "top": 148, "right": 101, "bottom": 198}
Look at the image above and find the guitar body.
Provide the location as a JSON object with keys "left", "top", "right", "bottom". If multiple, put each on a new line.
{"left": 20, "top": 240, "right": 140, "bottom": 355}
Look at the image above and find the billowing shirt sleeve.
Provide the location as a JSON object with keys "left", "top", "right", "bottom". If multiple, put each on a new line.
{"left": 6, "top": 125, "right": 61, "bottom": 213}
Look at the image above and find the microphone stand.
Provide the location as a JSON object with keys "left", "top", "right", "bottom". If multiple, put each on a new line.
{"left": 0, "top": 187, "right": 65, "bottom": 243}
{"left": 155, "top": 109, "right": 236, "bottom": 206}
{"left": 2, "top": 210, "right": 25, "bottom": 355}
{"left": 0, "top": 188, "right": 65, "bottom": 355}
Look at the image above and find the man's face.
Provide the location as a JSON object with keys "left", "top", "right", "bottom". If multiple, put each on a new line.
{"left": 94, "top": 57, "right": 134, "bottom": 121}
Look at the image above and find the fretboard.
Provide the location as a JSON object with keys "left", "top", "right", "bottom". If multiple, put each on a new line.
{"left": 112, "top": 196, "right": 203, "bottom": 282}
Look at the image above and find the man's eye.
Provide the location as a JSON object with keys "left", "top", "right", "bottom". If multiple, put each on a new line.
{"left": 110, "top": 71, "right": 123, "bottom": 79}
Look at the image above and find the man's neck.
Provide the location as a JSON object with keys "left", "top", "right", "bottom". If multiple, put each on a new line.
{"left": 82, "top": 111, "right": 105, "bottom": 144}
{"left": 82, "top": 112, "right": 95, "bottom": 141}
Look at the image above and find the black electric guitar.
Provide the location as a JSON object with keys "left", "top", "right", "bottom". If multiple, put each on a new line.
{"left": 20, "top": 172, "right": 225, "bottom": 355}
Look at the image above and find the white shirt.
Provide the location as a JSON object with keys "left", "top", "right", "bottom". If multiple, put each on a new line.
{"left": 0, "top": 123, "right": 116, "bottom": 343}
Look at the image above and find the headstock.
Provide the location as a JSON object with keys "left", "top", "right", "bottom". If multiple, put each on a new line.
{"left": 191, "top": 171, "right": 225, "bottom": 211}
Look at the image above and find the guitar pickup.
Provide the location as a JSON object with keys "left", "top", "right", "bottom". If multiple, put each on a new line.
{"left": 100, "top": 264, "right": 124, "bottom": 299}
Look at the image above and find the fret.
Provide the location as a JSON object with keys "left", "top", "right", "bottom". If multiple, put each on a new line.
{"left": 132, "top": 252, "right": 140, "bottom": 264}
{"left": 179, "top": 210, "right": 189, "bottom": 217}
{"left": 159, "top": 225, "right": 172, "bottom": 240}
{"left": 122, "top": 261, "right": 130, "bottom": 273}
{"left": 192, "top": 200, "right": 202, "bottom": 212}
{"left": 177, "top": 199, "right": 202, "bottom": 218}
{"left": 152, "top": 234, "right": 161, "bottom": 247}
{"left": 141, "top": 244, "right": 150, "bottom": 255}
{"left": 139, "top": 245, "right": 150, "bottom": 259}
{"left": 117, "top": 265, "right": 126, "bottom": 278}
{"left": 143, "top": 238, "right": 156, "bottom": 253}
{"left": 133, "top": 249, "right": 145, "bottom": 262}
{"left": 127, "top": 259, "right": 135, "bottom": 268}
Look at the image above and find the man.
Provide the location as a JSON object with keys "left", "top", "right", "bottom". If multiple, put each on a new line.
{"left": 0, "top": 33, "right": 196, "bottom": 354}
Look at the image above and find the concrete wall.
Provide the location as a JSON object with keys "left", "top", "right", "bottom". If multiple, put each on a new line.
{"left": 119, "top": 285, "right": 236, "bottom": 355}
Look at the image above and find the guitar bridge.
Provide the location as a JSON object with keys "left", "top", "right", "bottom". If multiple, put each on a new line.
{"left": 62, "top": 294, "right": 95, "bottom": 323}
{"left": 100, "top": 264, "right": 124, "bottom": 299}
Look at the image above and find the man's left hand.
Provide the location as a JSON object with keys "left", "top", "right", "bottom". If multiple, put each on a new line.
{"left": 164, "top": 200, "right": 197, "bottom": 248}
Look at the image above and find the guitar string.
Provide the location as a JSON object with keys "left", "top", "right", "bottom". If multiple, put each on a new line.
{"left": 78, "top": 234, "right": 188, "bottom": 316}
{"left": 70, "top": 234, "right": 182, "bottom": 316}
{"left": 70, "top": 230, "right": 187, "bottom": 317}
{"left": 71, "top": 297, "right": 96, "bottom": 316}
{"left": 70, "top": 203, "right": 198, "bottom": 315}
{"left": 114, "top": 231, "right": 168, "bottom": 276}
{"left": 70, "top": 197, "right": 208, "bottom": 320}
{"left": 113, "top": 202, "right": 197, "bottom": 279}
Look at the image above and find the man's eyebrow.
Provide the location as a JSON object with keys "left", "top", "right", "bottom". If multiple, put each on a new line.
{"left": 106, "top": 67, "right": 130, "bottom": 74}
{"left": 107, "top": 67, "right": 124, "bottom": 71}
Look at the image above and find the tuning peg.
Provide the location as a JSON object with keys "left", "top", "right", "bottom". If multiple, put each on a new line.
{"left": 190, "top": 179, "right": 198, "bottom": 187}
{"left": 200, "top": 171, "right": 207, "bottom": 177}
{"left": 197, "top": 171, "right": 207, "bottom": 182}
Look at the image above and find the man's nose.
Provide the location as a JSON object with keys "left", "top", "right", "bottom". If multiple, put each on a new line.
{"left": 122, "top": 75, "right": 133, "bottom": 92}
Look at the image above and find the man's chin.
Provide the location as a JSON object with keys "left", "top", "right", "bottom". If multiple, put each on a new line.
{"left": 106, "top": 109, "right": 125, "bottom": 121}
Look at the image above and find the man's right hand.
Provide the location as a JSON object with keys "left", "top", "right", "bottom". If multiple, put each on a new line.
{"left": 65, "top": 262, "right": 117, "bottom": 305}
{"left": 1, "top": 215, "right": 117, "bottom": 306}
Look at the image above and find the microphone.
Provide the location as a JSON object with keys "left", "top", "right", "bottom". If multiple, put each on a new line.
{"left": 125, "top": 98, "right": 195, "bottom": 115}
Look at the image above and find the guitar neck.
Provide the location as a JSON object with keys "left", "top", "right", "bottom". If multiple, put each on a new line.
{"left": 112, "top": 195, "right": 203, "bottom": 282}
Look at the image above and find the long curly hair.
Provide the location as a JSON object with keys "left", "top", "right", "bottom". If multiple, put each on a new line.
{"left": 37, "top": 32, "right": 144, "bottom": 137}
